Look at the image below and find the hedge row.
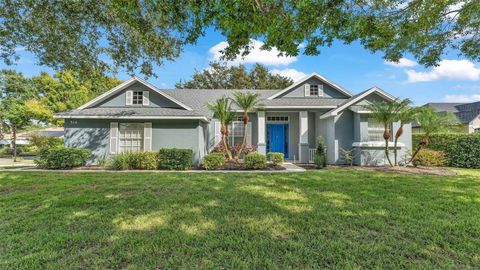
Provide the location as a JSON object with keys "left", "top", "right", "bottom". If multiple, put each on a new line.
{"left": 35, "top": 148, "right": 92, "bottom": 169}
{"left": 413, "top": 133, "right": 480, "bottom": 168}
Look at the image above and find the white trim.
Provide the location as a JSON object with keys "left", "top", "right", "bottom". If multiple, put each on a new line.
{"left": 299, "top": 111, "right": 308, "bottom": 144}
{"left": 262, "top": 105, "right": 337, "bottom": 109}
{"left": 267, "top": 73, "right": 352, "bottom": 100}
{"left": 142, "top": 91, "right": 150, "bottom": 106}
{"left": 257, "top": 111, "right": 266, "bottom": 144}
{"left": 77, "top": 76, "right": 192, "bottom": 111}
{"left": 109, "top": 122, "right": 119, "bottom": 154}
{"left": 320, "top": 87, "right": 396, "bottom": 119}
{"left": 143, "top": 122, "right": 152, "bottom": 151}
{"left": 352, "top": 141, "right": 405, "bottom": 147}
{"left": 126, "top": 90, "right": 133, "bottom": 105}
{"left": 55, "top": 115, "right": 209, "bottom": 121}
{"left": 304, "top": 84, "right": 310, "bottom": 97}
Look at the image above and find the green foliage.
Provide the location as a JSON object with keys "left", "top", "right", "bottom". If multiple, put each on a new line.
{"left": 1, "top": 1, "right": 478, "bottom": 77}
{"left": 244, "top": 152, "right": 267, "bottom": 169}
{"left": 202, "top": 153, "right": 226, "bottom": 170}
{"left": 35, "top": 147, "right": 91, "bottom": 169}
{"left": 412, "top": 149, "right": 447, "bottom": 167}
{"left": 28, "top": 133, "right": 64, "bottom": 151}
{"left": 109, "top": 151, "right": 159, "bottom": 170}
{"left": 315, "top": 136, "right": 327, "bottom": 168}
{"left": 176, "top": 62, "right": 292, "bottom": 89}
{"left": 232, "top": 91, "right": 263, "bottom": 159}
{"left": 340, "top": 148, "right": 355, "bottom": 166}
{"left": 413, "top": 133, "right": 480, "bottom": 168}
{"left": 158, "top": 148, "right": 193, "bottom": 170}
{"left": 266, "top": 152, "right": 284, "bottom": 165}
{"left": 207, "top": 97, "right": 236, "bottom": 159}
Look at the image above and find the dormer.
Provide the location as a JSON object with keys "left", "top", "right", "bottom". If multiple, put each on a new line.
{"left": 268, "top": 73, "right": 352, "bottom": 100}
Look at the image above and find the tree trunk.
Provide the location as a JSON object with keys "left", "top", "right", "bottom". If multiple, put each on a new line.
{"left": 393, "top": 125, "right": 404, "bottom": 166}
{"left": 222, "top": 126, "right": 233, "bottom": 160}
{"left": 12, "top": 126, "right": 17, "bottom": 162}
{"left": 383, "top": 124, "right": 393, "bottom": 167}
{"left": 235, "top": 112, "right": 249, "bottom": 160}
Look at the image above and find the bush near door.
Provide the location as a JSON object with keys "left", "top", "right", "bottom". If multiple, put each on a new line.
{"left": 266, "top": 152, "right": 284, "bottom": 165}
{"left": 109, "top": 151, "right": 159, "bottom": 170}
{"left": 202, "top": 153, "right": 226, "bottom": 170}
{"left": 412, "top": 149, "right": 446, "bottom": 167}
{"left": 158, "top": 148, "right": 193, "bottom": 170}
{"left": 244, "top": 152, "right": 267, "bottom": 169}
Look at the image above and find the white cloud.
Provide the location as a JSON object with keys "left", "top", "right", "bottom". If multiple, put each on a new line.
{"left": 405, "top": 59, "right": 480, "bottom": 83}
{"left": 209, "top": 39, "right": 297, "bottom": 66}
{"left": 384, "top": 58, "right": 417, "bottom": 67}
{"left": 444, "top": 94, "right": 480, "bottom": 103}
{"left": 270, "top": 68, "right": 307, "bottom": 81}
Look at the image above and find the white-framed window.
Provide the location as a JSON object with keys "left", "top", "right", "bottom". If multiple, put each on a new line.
{"left": 267, "top": 116, "right": 289, "bottom": 122}
{"left": 310, "top": 85, "right": 319, "bottom": 96}
{"left": 132, "top": 91, "right": 143, "bottom": 105}
{"left": 213, "top": 119, "right": 252, "bottom": 147}
{"left": 367, "top": 118, "right": 384, "bottom": 141}
{"left": 119, "top": 123, "right": 144, "bottom": 152}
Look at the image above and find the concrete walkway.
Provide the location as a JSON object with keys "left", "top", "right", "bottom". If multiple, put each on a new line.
{"left": 282, "top": 162, "right": 306, "bottom": 172}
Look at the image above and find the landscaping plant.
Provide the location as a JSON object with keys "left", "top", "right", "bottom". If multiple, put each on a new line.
{"left": 202, "top": 152, "right": 226, "bottom": 170}
{"left": 158, "top": 148, "right": 193, "bottom": 170}
{"left": 266, "top": 152, "right": 284, "bottom": 165}
{"left": 232, "top": 91, "right": 262, "bottom": 159}
{"left": 411, "top": 149, "right": 447, "bottom": 167}
{"left": 340, "top": 148, "right": 355, "bottom": 166}
{"left": 35, "top": 147, "right": 91, "bottom": 169}
{"left": 244, "top": 152, "right": 267, "bottom": 169}
{"left": 207, "top": 97, "right": 236, "bottom": 160}
{"left": 314, "top": 136, "right": 327, "bottom": 168}
{"left": 392, "top": 99, "right": 417, "bottom": 166}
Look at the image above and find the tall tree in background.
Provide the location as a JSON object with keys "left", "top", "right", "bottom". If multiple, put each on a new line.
{"left": 0, "top": 70, "right": 36, "bottom": 161}
{"left": 176, "top": 62, "right": 292, "bottom": 89}
{"left": 1, "top": 1, "right": 477, "bottom": 77}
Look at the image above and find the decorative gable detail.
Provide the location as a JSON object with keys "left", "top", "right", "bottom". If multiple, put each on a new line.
{"left": 304, "top": 84, "right": 310, "bottom": 97}
{"left": 126, "top": 90, "right": 133, "bottom": 105}
{"left": 143, "top": 91, "right": 150, "bottom": 106}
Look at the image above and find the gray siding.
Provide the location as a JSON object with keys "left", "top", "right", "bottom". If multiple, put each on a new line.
{"left": 64, "top": 118, "right": 202, "bottom": 165}
{"left": 334, "top": 111, "right": 354, "bottom": 164}
{"left": 97, "top": 82, "right": 181, "bottom": 108}
{"left": 280, "top": 77, "right": 350, "bottom": 98}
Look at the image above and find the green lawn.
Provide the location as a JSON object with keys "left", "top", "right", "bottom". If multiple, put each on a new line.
{"left": 1, "top": 169, "right": 479, "bottom": 269}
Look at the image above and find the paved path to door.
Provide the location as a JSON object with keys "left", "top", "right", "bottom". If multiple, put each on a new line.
{"left": 282, "top": 162, "right": 306, "bottom": 172}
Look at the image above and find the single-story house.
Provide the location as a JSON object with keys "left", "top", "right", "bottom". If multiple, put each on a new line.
{"left": 55, "top": 73, "right": 412, "bottom": 166}
{"left": 413, "top": 102, "right": 480, "bottom": 133}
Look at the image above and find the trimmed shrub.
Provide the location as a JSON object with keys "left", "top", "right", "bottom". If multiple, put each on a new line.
{"left": 35, "top": 147, "right": 91, "bottom": 169}
{"left": 413, "top": 133, "right": 480, "bottom": 168}
{"left": 244, "top": 152, "right": 267, "bottom": 169}
{"left": 109, "top": 151, "right": 158, "bottom": 170}
{"left": 158, "top": 148, "right": 193, "bottom": 170}
{"left": 315, "top": 136, "right": 327, "bottom": 168}
{"left": 412, "top": 149, "right": 447, "bottom": 167}
{"left": 202, "top": 153, "right": 226, "bottom": 170}
{"left": 266, "top": 152, "right": 284, "bottom": 165}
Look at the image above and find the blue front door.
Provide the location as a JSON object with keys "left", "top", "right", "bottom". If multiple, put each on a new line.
{"left": 267, "top": 124, "right": 288, "bottom": 158}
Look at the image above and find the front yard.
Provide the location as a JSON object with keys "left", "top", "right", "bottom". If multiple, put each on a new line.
{"left": 1, "top": 169, "right": 479, "bottom": 269}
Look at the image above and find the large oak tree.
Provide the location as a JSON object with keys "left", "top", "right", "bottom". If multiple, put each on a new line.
{"left": 1, "top": 1, "right": 478, "bottom": 77}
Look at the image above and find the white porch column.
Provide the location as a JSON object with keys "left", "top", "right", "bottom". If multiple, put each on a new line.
{"left": 299, "top": 111, "right": 309, "bottom": 163}
{"left": 257, "top": 111, "right": 266, "bottom": 155}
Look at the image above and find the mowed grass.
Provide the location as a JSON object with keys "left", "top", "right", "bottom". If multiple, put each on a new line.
{"left": 1, "top": 169, "right": 480, "bottom": 269}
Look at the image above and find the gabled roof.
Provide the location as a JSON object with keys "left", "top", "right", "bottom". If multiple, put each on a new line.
{"left": 267, "top": 73, "right": 352, "bottom": 100}
{"left": 421, "top": 101, "right": 480, "bottom": 124}
{"left": 423, "top": 103, "right": 463, "bottom": 113}
{"left": 319, "top": 86, "right": 396, "bottom": 119}
{"left": 77, "top": 77, "right": 193, "bottom": 111}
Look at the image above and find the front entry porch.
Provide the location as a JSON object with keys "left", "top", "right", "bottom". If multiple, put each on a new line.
{"left": 266, "top": 123, "right": 289, "bottom": 159}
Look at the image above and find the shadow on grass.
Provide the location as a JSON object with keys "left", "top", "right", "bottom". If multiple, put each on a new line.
{"left": 1, "top": 169, "right": 480, "bottom": 269}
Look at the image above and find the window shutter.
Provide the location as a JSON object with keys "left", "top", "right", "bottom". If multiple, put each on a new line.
{"left": 126, "top": 90, "right": 133, "bottom": 105}
{"left": 247, "top": 122, "right": 252, "bottom": 145}
{"left": 143, "top": 91, "right": 150, "bottom": 106}
{"left": 143, "top": 122, "right": 152, "bottom": 151}
{"left": 214, "top": 120, "right": 221, "bottom": 146}
{"left": 109, "top": 122, "right": 118, "bottom": 154}
{"left": 304, "top": 84, "right": 310, "bottom": 96}
{"left": 318, "top": 85, "right": 324, "bottom": 97}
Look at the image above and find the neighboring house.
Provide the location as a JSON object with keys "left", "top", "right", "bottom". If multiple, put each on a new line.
{"left": 413, "top": 102, "right": 480, "bottom": 133}
{"left": 55, "top": 73, "right": 412, "bottom": 166}
{"left": 0, "top": 127, "right": 64, "bottom": 147}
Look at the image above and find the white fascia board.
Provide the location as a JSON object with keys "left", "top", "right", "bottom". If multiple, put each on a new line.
{"left": 263, "top": 105, "right": 337, "bottom": 109}
{"left": 77, "top": 76, "right": 193, "bottom": 111}
{"left": 320, "top": 87, "right": 397, "bottom": 119}
{"left": 267, "top": 73, "right": 352, "bottom": 100}
{"left": 55, "top": 115, "right": 209, "bottom": 122}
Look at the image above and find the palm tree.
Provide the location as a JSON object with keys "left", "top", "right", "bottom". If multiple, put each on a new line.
{"left": 207, "top": 97, "right": 236, "bottom": 160}
{"left": 232, "top": 92, "right": 263, "bottom": 159}
{"left": 408, "top": 107, "right": 454, "bottom": 164}
{"left": 392, "top": 99, "right": 416, "bottom": 166}
{"left": 366, "top": 100, "right": 403, "bottom": 167}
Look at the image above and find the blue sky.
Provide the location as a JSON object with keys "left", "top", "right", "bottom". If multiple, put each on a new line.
{"left": 2, "top": 29, "right": 479, "bottom": 106}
